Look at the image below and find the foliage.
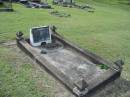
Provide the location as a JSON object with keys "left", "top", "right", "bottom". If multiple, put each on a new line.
{"left": 98, "top": 64, "right": 109, "bottom": 70}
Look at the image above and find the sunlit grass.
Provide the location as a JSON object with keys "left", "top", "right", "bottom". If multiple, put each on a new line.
{"left": 0, "top": 0, "right": 130, "bottom": 96}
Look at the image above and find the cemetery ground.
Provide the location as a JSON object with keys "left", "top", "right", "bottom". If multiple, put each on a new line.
{"left": 0, "top": 0, "right": 130, "bottom": 97}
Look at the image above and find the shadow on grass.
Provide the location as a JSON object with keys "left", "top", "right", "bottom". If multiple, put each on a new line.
{"left": 93, "top": 78, "right": 130, "bottom": 97}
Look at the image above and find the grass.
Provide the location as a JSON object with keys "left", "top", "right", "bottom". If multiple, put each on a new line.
{"left": 0, "top": 0, "right": 130, "bottom": 97}
{"left": 0, "top": 46, "right": 57, "bottom": 97}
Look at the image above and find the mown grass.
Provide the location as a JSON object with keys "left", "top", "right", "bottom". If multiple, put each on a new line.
{"left": 0, "top": 46, "right": 55, "bottom": 97}
{"left": 0, "top": 0, "right": 130, "bottom": 97}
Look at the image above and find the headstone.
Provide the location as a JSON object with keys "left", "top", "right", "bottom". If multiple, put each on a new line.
{"left": 30, "top": 26, "right": 52, "bottom": 46}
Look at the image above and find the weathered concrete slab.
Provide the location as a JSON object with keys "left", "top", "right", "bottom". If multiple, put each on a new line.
{"left": 33, "top": 45, "right": 105, "bottom": 83}
{"left": 16, "top": 31, "right": 123, "bottom": 97}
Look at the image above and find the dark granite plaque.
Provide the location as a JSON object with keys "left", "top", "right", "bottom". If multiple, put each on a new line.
{"left": 32, "top": 27, "right": 50, "bottom": 43}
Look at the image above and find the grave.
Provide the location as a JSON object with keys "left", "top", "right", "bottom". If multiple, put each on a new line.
{"left": 52, "top": 0, "right": 73, "bottom": 7}
{"left": 16, "top": 26, "right": 124, "bottom": 97}
{"left": 50, "top": 10, "right": 71, "bottom": 18}
{"left": 0, "top": 0, "right": 13, "bottom": 12}
{"left": 52, "top": 0, "right": 94, "bottom": 12}
{"left": 19, "top": 0, "right": 51, "bottom": 8}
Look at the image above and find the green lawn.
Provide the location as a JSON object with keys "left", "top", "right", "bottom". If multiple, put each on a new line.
{"left": 0, "top": 0, "right": 130, "bottom": 97}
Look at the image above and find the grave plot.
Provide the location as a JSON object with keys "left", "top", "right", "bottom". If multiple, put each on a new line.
{"left": 0, "top": 0, "right": 13, "bottom": 12}
{"left": 52, "top": 0, "right": 95, "bottom": 12}
{"left": 19, "top": 0, "right": 51, "bottom": 9}
{"left": 16, "top": 26, "right": 124, "bottom": 97}
{"left": 52, "top": 0, "right": 73, "bottom": 6}
{"left": 50, "top": 10, "right": 71, "bottom": 18}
